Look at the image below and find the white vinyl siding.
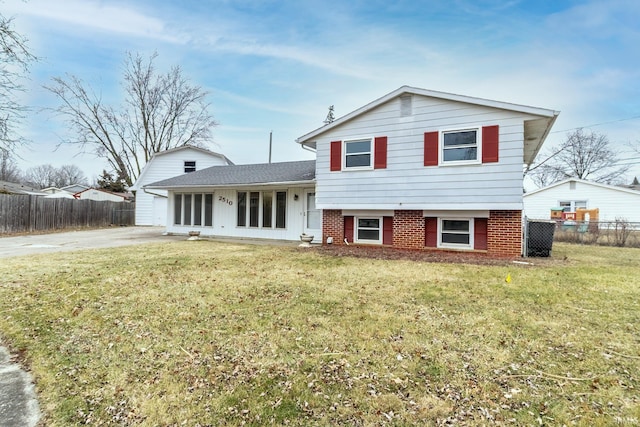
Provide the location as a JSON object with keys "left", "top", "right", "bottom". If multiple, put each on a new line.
{"left": 165, "top": 187, "right": 311, "bottom": 241}
{"left": 314, "top": 94, "right": 533, "bottom": 211}
{"left": 132, "top": 148, "right": 230, "bottom": 226}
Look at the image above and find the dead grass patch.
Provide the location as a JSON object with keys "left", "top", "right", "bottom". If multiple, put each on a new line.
{"left": 0, "top": 242, "right": 638, "bottom": 425}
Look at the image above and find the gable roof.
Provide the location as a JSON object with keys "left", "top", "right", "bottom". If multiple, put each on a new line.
{"left": 145, "top": 160, "right": 316, "bottom": 189}
{"left": 0, "top": 180, "right": 47, "bottom": 195}
{"left": 524, "top": 178, "right": 640, "bottom": 198}
{"left": 73, "top": 188, "right": 128, "bottom": 199}
{"left": 61, "top": 184, "right": 90, "bottom": 193}
{"left": 131, "top": 145, "right": 234, "bottom": 190}
{"left": 296, "top": 85, "right": 559, "bottom": 165}
{"left": 150, "top": 145, "right": 234, "bottom": 164}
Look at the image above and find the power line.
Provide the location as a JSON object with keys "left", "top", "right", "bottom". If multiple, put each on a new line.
{"left": 550, "top": 115, "right": 640, "bottom": 134}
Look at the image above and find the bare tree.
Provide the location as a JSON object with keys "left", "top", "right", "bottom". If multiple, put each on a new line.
{"left": 54, "top": 164, "right": 88, "bottom": 187}
{"left": 1, "top": 9, "right": 37, "bottom": 153}
{"left": 24, "top": 164, "right": 57, "bottom": 189}
{"left": 527, "top": 129, "right": 629, "bottom": 187}
{"left": 23, "top": 163, "right": 88, "bottom": 188}
{"left": 45, "top": 52, "right": 217, "bottom": 187}
{"left": 0, "top": 148, "right": 22, "bottom": 182}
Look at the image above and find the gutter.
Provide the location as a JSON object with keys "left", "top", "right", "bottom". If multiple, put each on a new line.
{"left": 145, "top": 179, "right": 316, "bottom": 191}
{"left": 300, "top": 142, "right": 316, "bottom": 154}
{"left": 143, "top": 188, "right": 169, "bottom": 198}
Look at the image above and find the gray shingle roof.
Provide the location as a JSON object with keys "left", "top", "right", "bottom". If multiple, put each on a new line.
{"left": 145, "top": 160, "right": 316, "bottom": 189}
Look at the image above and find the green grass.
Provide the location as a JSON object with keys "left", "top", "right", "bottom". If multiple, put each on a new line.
{"left": 0, "top": 242, "right": 639, "bottom": 426}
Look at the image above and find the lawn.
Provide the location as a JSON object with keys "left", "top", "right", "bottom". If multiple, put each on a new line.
{"left": 0, "top": 241, "right": 638, "bottom": 426}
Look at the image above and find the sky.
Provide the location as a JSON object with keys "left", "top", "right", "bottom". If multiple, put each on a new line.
{"left": 4, "top": 0, "right": 640, "bottom": 187}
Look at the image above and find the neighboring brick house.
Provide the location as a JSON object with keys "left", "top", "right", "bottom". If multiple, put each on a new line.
{"left": 145, "top": 86, "right": 558, "bottom": 258}
{"left": 296, "top": 86, "right": 559, "bottom": 257}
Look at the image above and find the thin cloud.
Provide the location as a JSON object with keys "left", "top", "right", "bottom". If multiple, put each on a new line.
{"left": 4, "top": 0, "right": 186, "bottom": 43}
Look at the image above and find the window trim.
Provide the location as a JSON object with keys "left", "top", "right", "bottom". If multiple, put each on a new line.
{"left": 440, "top": 128, "right": 481, "bottom": 166}
{"left": 354, "top": 216, "right": 383, "bottom": 244}
{"left": 438, "top": 218, "right": 474, "bottom": 250}
{"left": 343, "top": 137, "right": 373, "bottom": 170}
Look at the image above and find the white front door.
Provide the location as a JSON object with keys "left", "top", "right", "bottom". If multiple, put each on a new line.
{"left": 303, "top": 190, "right": 321, "bottom": 242}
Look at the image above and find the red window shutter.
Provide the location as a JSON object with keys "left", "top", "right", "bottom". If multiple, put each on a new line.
{"left": 424, "top": 132, "right": 438, "bottom": 166}
{"left": 330, "top": 141, "right": 342, "bottom": 171}
{"left": 424, "top": 217, "right": 438, "bottom": 247}
{"left": 344, "top": 216, "right": 354, "bottom": 243}
{"left": 383, "top": 216, "right": 393, "bottom": 245}
{"left": 482, "top": 125, "right": 499, "bottom": 163}
{"left": 474, "top": 218, "right": 488, "bottom": 250}
{"left": 374, "top": 136, "right": 387, "bottom": 169}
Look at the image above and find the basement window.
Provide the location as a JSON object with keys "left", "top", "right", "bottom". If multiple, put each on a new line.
{"left": 439, "top": 218, "right": 473, "bottom": 249}
{"left": 355, "top": 217, "right": 382, "bottom": 244}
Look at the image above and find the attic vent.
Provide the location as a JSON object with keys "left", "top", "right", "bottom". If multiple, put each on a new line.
{"left": 400, "top": 95, "right": 412, "bottom": 117}
{"left": 184, "top": 161, "right": 196, "bottom": 173}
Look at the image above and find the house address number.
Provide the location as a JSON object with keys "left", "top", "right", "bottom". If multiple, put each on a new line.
{"left": 218, "top": 196, "right": 233, "bottom": 206}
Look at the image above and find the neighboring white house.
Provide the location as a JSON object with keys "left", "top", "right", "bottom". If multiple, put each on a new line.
{"left": 131, "top": 146, "right": 233, "bottom": 226}
{"left": 144, "top": 86, "right": 558, "bottom": 257}
{"left": 74, "top": 188, "right": 128, "bottom": 202}
{"left": 523, "top": 178, "right": 640, "bottom": 223}
{"left": 42, "top": 184, "right": 90, "bottom": 195}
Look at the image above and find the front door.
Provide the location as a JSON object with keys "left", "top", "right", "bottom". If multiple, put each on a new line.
{"left": 303, "top": 190, "right": 321, "bottom": 242}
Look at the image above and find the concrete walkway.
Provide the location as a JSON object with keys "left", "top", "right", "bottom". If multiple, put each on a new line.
{"left": 0, "top": 345, "right": 39, "bottom": 427}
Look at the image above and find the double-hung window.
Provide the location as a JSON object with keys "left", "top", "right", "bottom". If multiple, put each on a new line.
{"left": 355, "top": 217, "right": 382, "bottom": 244}
{"left": 442, "top": 129, "right": 479, "bottom": 164}
{"left": 344, "top": 139, "right": 372, "bottom": 169}
{"left": 439, "top": 218, "right": 473, "bottom": 249}
{"left": 237, "top": 190, "right": 287, "bottom": 229}
{"left": 559, "top": 200, "right": 587, "bottom": 212}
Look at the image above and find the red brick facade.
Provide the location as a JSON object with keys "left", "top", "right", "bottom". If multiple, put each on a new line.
{"left": 487, "top": 210, "right": 522, "bottom": 258}
{"left": 392, "top": 210, "right": 425, "bottom": 249}
{"left": 322, "top": 209, "right": 523, "bottom": 258}
{"left": 322, "top": 210, "right": 344, "bottom": 244}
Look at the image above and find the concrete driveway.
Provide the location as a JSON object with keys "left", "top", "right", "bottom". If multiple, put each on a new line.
{"left": 0, "top": 226, "right": 180, "bottom": 259}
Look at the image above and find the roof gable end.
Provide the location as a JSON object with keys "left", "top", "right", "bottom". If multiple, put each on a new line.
{"left": 296, "top": 85, "right": 560, "bottom": 145}
{"left": 524, "top": 178, "right": 640, "bottom": 198}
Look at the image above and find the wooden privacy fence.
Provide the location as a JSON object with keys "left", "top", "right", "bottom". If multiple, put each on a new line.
{"left": 0, "top": 194, "right": 135, "bottom": 234}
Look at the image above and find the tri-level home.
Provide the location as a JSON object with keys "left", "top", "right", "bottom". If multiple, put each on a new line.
{"left": 145, "top": 86, "right": 559, "bottom": 257}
